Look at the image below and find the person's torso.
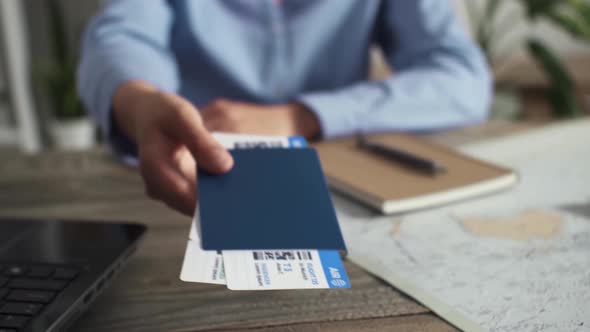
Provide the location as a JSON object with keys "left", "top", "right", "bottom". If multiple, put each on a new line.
{"left": 169, "top": 0, "right": 382, "bottom": 107}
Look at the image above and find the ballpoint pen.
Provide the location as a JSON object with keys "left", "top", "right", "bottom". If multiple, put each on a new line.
{"left": 356, "top": 134, "right": 446, "bottom": 175}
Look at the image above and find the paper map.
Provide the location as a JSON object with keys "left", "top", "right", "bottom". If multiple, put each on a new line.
{"left": 336, "top": 120, "right": 590, "bottom": 332}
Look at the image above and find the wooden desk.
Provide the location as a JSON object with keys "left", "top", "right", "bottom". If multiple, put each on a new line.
{"left": 0, "top": 120, "right": 534, "bottom": 332}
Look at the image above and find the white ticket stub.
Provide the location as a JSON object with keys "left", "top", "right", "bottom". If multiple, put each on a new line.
{"left": 223, "top": 249, "right": 349, "bottom": 290}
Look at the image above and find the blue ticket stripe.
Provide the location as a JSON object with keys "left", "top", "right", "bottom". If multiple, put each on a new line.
{"left": 318, "top": 250, "right": 350, "bottom": 288}
{"left": 288, "top": 136, "right": 307, "bottom": 148}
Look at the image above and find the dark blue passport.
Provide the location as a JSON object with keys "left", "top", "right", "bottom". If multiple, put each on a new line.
{"left": 198, "top": 148, "right": 346, "bottom": 251}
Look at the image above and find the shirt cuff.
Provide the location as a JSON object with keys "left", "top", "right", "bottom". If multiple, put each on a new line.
{"left": 297, "top": 92, "right": 361, "bottom": 139}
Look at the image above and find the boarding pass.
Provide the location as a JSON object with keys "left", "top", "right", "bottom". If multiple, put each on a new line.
{"left": 179, "top": 133, "right": 349, "bottom": 290}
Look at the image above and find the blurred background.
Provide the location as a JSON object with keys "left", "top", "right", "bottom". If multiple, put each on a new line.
{"left": 0, "top": 0, "right": 588, "bottom": 154}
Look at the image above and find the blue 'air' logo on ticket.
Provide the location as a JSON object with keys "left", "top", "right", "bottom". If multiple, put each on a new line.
{"left": 288, "top": 136, "right": 307, "bottom": 149}
{"left": 318, "top": 250, "right": 350, "bottom": 288}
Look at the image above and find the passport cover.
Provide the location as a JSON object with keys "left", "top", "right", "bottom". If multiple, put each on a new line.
{"left": 198, "top": 148, "right": 346, "bottom": 251}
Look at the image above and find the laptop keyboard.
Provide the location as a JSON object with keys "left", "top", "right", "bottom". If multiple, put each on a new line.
{"left": 0, "top": 264, "right": 79, "bottom": 331}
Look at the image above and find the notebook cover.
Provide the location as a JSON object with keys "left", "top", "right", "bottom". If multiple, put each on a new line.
{"left": 198, "top": 148, "right": 346, "bottom": 251}
{"left": 312, "top": 134, "right": 516, "bottom": 213}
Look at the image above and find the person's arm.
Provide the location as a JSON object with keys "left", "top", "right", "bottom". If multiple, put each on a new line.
{"left": 78, "top": 0, "right": 180, "bottom": 160}
{"left": 298, "top": 0, "right": 492, "bottom": 138}
{"left": 78, "top": 1, "right": 232, "bottom": 216}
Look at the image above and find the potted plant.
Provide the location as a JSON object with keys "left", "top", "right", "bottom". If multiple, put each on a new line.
{"left": 38, "top": 0, "right": 94, "bottom": 150}
{"left": 467, "top": 0, "right": 590, "bottom": 119}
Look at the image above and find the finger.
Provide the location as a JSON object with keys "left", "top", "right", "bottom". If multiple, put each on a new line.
{"left": 200, "top": 108, "right": 218, "bottom": 131}
{"left": 140, "top": 145, "right": 196, "bottom": 216}
{"left": 201, "top": 99, "right": 229, "bottom": 128}
{"left": 202, "top": 116, "right": 225, "bottom": 132}
{"left": 201, "top": 98, "right": 232, "bottom": 118}
{"left": 164, "top": 103, "right": 233, "bottom": 174}
{"left": 176, "top": 148, "right": 199, "bottom": 205}
{"left": 200, "top": 104, "right": 216, "bottom": 123}
{"left": 208, "top": 98, "right": 233, "bottom": 110}
{"left": 175, "top": 145, "right": 197, "bottom": 186}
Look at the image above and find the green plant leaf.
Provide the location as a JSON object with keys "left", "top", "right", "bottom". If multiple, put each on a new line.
{"left": 548, "top": 11, "right": 590, "bottom": 41}
{"left": 521, "top": 0, "right": 560, "bottom": 19}
{"left": 565, "top": 0, "right": 590, "bottom": 23}
{"left": 33, "top": 0, "right": 86, "bottom": 120}
{"left": 520, "top": 0, "right": 590, "bottom": 41}
{"left": 476, "top": 0, "right": 507, "bottom": 60}
{"left": 47, "top": 0, "right": 69, "bottom": 66}
{"left": 527, "top": 39, "right": 581, "bottom": 118}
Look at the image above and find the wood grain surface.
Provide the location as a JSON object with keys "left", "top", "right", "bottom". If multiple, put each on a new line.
{"left": 0, "top": 121, "right": 532, "bottom": 331}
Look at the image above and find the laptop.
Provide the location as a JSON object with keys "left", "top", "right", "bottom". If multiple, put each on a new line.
{"left": 0, "top": 218, "right": 146, "bottom": 332}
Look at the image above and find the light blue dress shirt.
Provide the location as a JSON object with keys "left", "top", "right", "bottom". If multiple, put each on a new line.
{"left": 78, "top": 0, "right": 492, "bottom": 155}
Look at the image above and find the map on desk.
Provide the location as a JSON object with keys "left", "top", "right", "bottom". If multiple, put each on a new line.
{"left": 336, "top": 120, "right": 590, "bottom": 332}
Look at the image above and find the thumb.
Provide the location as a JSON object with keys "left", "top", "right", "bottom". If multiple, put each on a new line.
{"left": 165, "top": 103, "right": 233, "bottom": 174}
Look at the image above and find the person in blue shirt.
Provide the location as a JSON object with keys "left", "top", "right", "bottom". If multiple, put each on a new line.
{"left": 78, "top": 0, "right": 492, "bottom": 216}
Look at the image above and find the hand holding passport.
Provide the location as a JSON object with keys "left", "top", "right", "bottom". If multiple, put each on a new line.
{"left": 180, "top": 133, "right": 350, "bottom": 290}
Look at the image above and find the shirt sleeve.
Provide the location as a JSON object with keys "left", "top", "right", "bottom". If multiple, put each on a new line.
{"left": 297, "top": 0, "right": 493, "bottom": 139}
{"left": 77, "top": 0, "right": 179, "bottom": 161}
